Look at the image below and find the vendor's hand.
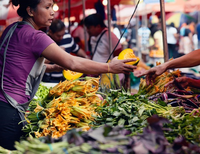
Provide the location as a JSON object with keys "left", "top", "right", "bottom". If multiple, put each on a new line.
{"left": 109, "top": 57, "right": 137, "bottom": 74}
{"left": 175, "top": 76, "right": 190, "bottom": 88}
{"left": 164, "top": 76, "right": 189, "bottom": 88}
{"left": 135, "top": 64, "right": 167, "bottom": 85}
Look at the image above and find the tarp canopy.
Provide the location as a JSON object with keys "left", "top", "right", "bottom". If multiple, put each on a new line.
{"left": 147, "top": 0, "right": 185, "bottom": 12}
{"left": 146, "top": 0, "right": 200, "bottom": 13}
{"left": 184, "top": 0, "right": 200, "bottom": 13}
{"left": 55, "top": 0, "right": 135, "bottom": 21}
{"left": 56, "top": 0, "right": 133, "bottom": 9}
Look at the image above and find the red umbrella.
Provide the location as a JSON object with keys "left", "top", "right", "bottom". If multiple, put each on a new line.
{"left": 56, "top": 0, "right": 128, "bottom": 21}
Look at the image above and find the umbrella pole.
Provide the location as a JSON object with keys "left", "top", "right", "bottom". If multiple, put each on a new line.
{"left": 63, "top": 0, "right": 66, "bottom": 21}
{"left": 159, "top": 0, "right": 168, "bottom": 62}
{"left": 135, "top": 0, "right": 140, "bottom": 59}
{"left": 68, "top": 0, "right": 71, "bottom": 33}
{"left": 82, "top": 0, "right": 88, "bottom": 51}
{"left": 107, "top": 0, "right": 112, "bottom": 56}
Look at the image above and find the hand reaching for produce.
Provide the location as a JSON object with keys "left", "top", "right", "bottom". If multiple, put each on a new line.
{"left": 109, "top": 57, "right": 137, "bottom": 74}
{"left": 135, "top": 63, "right": 167, "bottom": 85}
{"left": 173, "top": 77, "right": 200, "bottom": 89}
{"left": 164, "top": 76, "right": 189, "bottom": 89}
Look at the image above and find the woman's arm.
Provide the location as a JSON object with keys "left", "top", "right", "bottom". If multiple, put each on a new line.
{"left": 41, "top": 43, "right": 136, "bottom": 74}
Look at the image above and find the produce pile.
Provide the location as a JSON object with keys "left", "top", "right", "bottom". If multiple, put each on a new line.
{"left": 94, "top": 88, "right": 200, "bottom": 145}
{"left": 138, "top": 69, "right": 200, "bottom": 112}
{"left": 23, "top": 77, "right": 101, "bottom": 138}
{"left": 1, "top": 66, "right": 200, "bottom": 153}
{"left": 1, "top": 115, "right": 200, "bottom": 154}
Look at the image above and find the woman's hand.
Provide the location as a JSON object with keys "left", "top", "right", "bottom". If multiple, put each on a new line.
{"left": 109, "top": 57, "right": 137, "bottom": 74}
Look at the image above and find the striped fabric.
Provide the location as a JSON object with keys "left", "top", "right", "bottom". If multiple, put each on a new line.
{"left": 57, "top": 31, "right": 79, "bottom": 53}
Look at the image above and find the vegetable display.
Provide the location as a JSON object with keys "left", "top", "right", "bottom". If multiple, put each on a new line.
{"left": 1, "top": 65, "right": 200, "bottom": 153}
{"left": 1, "top": 115, "right": 200, "bottom": 154}
{"left": 94, "top": 88, "right": 200, "bottom": 144}
{"left": 138, "top": 67, "right": 200, "bottom": 112}
{"left": 23, "top": 77, "right": 101, "bottom": 138}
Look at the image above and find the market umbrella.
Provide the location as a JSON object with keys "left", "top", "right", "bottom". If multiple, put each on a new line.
{"left": 166, "top": 12, "right": 195, "bottom": 28}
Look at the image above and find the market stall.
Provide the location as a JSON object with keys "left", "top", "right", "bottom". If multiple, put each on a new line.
{"left": 1, "top": 0, "right": 200, "bottom": 153}
{"left": 1, "top": 66, "right": 200, "bottom": 153}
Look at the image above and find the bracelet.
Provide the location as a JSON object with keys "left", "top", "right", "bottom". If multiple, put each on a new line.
{"left": 107, "top": 63, "right": 110, "bottom": 73}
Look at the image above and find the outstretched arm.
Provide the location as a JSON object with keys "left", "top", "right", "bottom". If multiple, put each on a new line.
{"left": 42, "top": 43, "right": 137, "bottom": 74}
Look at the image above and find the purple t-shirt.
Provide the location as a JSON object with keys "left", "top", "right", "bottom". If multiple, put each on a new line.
{"left": 0, "top": 22, "right": 54, "bottom": 104}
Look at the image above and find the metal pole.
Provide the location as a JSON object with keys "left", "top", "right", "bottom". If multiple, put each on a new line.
{"left": 63, "top": 0, "right": 66, "bottom": 21}
{"left": 82, "top": 0, "right": 88, "bottom": 51}
{"left": 68, "top": 0, "right": 71, "bottom": 33}
{"left": 118, "top": 5, "right": 121, "bottom": 25}
{"left": 159, "top": 0, "right": 168, "bottom": 62}
{"left": 135, "top": 0, "right": 140, "bottom": 59}
{"left": 123, "top": 1, "right": 131, "bottom": 92}
{"left": 107, "top": 0, "right": 112, "bottom": 56}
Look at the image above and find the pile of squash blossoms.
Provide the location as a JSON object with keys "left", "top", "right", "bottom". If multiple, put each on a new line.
{"left": 23, "top": 77, "right": 102, "bottom": 139}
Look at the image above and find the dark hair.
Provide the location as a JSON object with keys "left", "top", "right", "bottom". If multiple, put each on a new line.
{"left": 78, "top": 19, "right": 84, "bottom": 26}
{"left": 49, "top": 19, "right": 65, "bottom": 33}
{"left": 84, "top": 13, "right": 106, "bottom": 28}
{"left": 11, "top": 0, "right": 40, "bottom": 18}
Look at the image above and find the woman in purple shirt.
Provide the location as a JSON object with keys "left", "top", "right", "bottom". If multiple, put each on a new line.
{"left": 0, "top": 0, "right": 137, "bottom": 150}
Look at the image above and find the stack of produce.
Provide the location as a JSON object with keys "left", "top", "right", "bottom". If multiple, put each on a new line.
{"left": 138, "top": 69, "right": 182, "bottom": 96}
{"left": 1, "top": 115, "right": 200, "bottom": 154}
{"left": 94, "top": 89, "right": 200, "bottom": 145}
{"left": 138, "top": 68, "right": 200, "bottom": 112}
{"left": 23, "top": 77, "right": 102, "bottom": 139}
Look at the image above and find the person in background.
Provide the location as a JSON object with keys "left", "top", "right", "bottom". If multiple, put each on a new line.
{"left": 94, "top": 0, "right": 105, "bottom": 20}
{"left": 178, "top": 21, "right": 194, "bottom": 57}
{"left": 0, "top": 0, "right": 137, "bottom": 150}
{"left": 152, "top": 20, "right": 163, "bottom": 51}
{"left": 112, "top": 23, "right": 121, "bottom": 39}
{"left": 43, "top": 19, "right": 90, "bottom": 82}
{"left": 196, "top": 22, "right": 200, "bottom": 49}
{"left": 166, "top": 22, "right": 179, "bottom": 59}
{"left": 84, "top": 13, "right": 122, "bottom": 63}
{"left": 127, "top": 18, "right": 137, "bottom": 50}
{"left": 71, "top": 19, "right": 89, "bottom": 50}
{"left": 48, "top": 19, "right": 88, "bottom": 58}
{"left": 138, "top": 21, "right": 151, "bottom": 55}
